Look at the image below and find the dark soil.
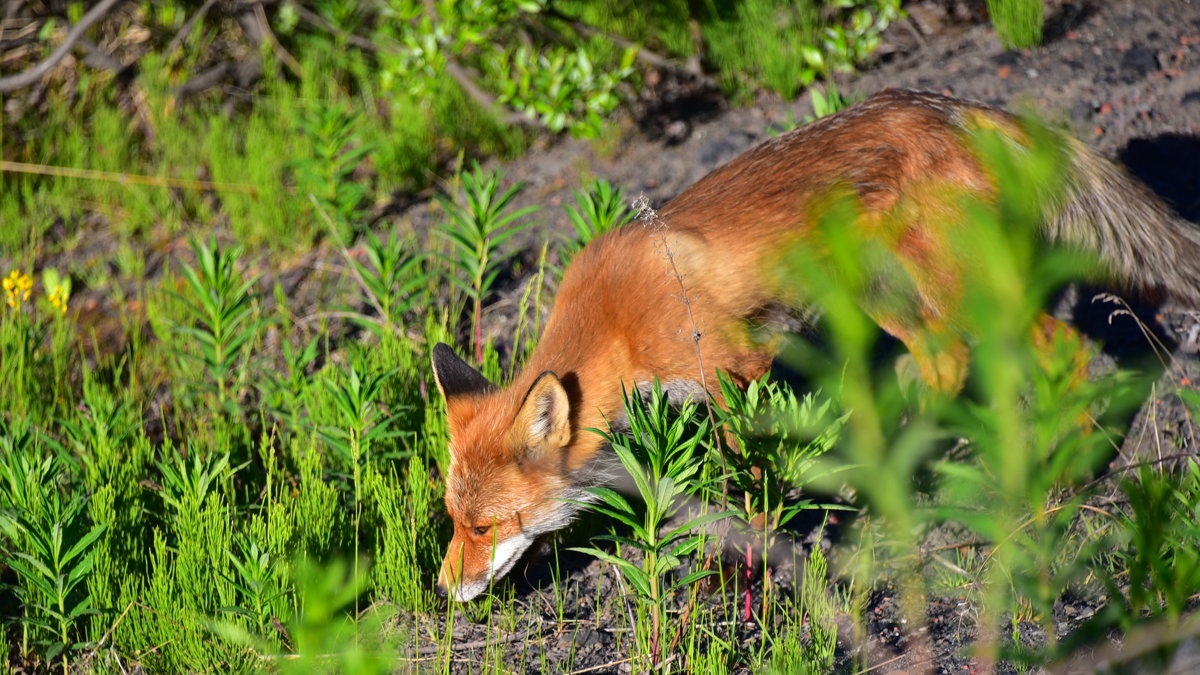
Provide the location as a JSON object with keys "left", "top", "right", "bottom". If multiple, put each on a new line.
{"left": 402, "top": 1, "right": 1200, "bottom": 672}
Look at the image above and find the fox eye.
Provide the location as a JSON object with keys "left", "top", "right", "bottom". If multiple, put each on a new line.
{"left": 473, "top": 525, "right": 491, "bottom": 537}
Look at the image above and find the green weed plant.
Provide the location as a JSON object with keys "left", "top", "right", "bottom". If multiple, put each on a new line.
{"left": 435, "top": 163, "right": 538, "bottom": 361}
{"left": 171, "top": 239, "right": 265, "bottom": 415}
{"left": 561, "top": 178, "right": 635, "bottom": 264}
{"left": 572, "top": 381, "right": 730, "bottom": 669}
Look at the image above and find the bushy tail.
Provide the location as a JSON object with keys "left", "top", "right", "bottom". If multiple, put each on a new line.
{"left": 1048, "top": 138, "right": 1200, "bottom": 308}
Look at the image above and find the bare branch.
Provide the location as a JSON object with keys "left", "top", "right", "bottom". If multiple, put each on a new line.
{"left": 542, "top": 5, "right": 712, "bottom": 82}
{"left": 444, "top": 57, "right": 538, "bottom": 127}
{"left": 252, "top": 1, "right": 302, "bottom": 77}
{"left": 0, "top": 0, "right": 122, "bottom": 92}
{"left": 165, "top": 0, "right": 218, "bottom": 56}
{"left": 542, "top": 6, "right": 671, "bottom": 70}
{"left": 292, "top": 4, "right": 378, "bottom": 52}
{"left": 75, "top": 37, "right": 125, "bottom": 73}
{"left": 0, "top": 160, "right": 258, "bottom": 195}
{"left": 634, "top": 195, "right": 729, "bottom": 470}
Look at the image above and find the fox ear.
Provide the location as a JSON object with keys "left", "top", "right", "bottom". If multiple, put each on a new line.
{"left": 513, "top": 372, "right": 572, "bottom": 457}
{"left": 431, "top": 343, "right": 496, "bottom": 401}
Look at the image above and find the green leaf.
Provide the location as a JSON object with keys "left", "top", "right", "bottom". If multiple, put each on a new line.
{"left": 668, "top": 510, "right": 734, "bottom": 540}
{"left": 6, "top": 557, "right": 56, "bottom": 597}
{"left": 668, "top": 569, "right": 718, "bottom": 594}
{"left": 586, "top": 486, "right": 635, "bottom": 515}
{"left": 61, "top": 523, "right": 106, "bottom": 568}
{"left": 619, "top": 565, "right": 651, "bottom": 597}
{"left": 591, "top": 533, "right": 650, "bottom": 552}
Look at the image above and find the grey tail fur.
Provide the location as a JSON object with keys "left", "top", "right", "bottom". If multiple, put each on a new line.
{"left": 1048, "top": 136, "right": 1200, "bottom": 308}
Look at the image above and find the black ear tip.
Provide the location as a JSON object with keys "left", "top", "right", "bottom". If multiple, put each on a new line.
{"left": 431, "top": 342, "right": 497, "bottom": 398}
{"left": 432, "top": 343, "right": 462, "bottom": 370}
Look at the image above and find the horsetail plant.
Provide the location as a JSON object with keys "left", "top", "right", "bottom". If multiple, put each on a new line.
{"left": 316, "top": 363, "right": 407, "bottom": 623}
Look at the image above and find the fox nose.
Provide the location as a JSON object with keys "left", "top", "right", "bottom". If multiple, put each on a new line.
{"left": 434, "top": 583, "right": 448, "bottom": 599}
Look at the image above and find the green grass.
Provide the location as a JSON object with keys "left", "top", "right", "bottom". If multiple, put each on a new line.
{"left": 0, "top": 18, "right": 517, "bottom": 259}
{"left": 987, "top": 0, "right": 1044, "bottom": 49}
{"left": 703, "top": 0, "right": 825, "bottom": 99}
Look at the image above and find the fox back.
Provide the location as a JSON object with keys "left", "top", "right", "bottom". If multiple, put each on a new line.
{"left": 431, "top": 89, "right": 1200, "bottom": 601}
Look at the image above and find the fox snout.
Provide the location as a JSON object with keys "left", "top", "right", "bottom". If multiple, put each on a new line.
{"left": 436, "top": 536, "right": 484, "bottom": 602}
{"left": 436, "top": 531, "right": 536, "bottom": 602}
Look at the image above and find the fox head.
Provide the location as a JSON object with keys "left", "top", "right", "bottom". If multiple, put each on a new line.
{"left": 430, "top": 343, "right": 593, "bottom": 601}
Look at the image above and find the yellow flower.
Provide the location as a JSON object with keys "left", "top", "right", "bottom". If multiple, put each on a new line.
{"left": 48, "top": 290, "right": 67, "bottom": 313}
{"left": 41, "top": 267, "right": 70, "bottom": 315}
{"left": 2, "top": 270, "right": 32, "bottom": 309}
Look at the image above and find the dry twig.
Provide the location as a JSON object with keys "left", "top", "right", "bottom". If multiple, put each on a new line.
{"left": 252, "top": 2, "right": 301, "bottom": 77}
{"left": 0, "top": 160, "right": 258, "bottom": 195}
{"left": 292, "top": 4, "right": 378, "bottom": 52}
{"left": 0, "top": 0, "right": 122, "bottom": 92}
{"left": 165, "top": 0, "right": 217, "bottom": 56}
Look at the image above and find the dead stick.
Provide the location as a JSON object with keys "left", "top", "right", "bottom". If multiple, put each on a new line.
{"left": 542, "top": 7, "right": 682, "bottom": 73}
{"left": 0, "top": 0, "right": 122, "bottom": 92}
{"left": 166, "top": 0, "right": 217, "bottom": 55}
{"left": 75, "top": 36, "right": 125, "bottom": 73}
{"left": 443, "top": 58, "right": 537, "bottom": 127}
{"left": 293, "top": 4, "right": 378, "bottom": 52}
{"left": 1074, "top": 451, "right": 1200, "bottom": 493}
{"left": 76, "top": 600, "right": 136, "bottom": 670}
{"left": 567, "top": 657, "right": 635, "bottom": 675}
{"left": 635, "top": 196, "right": 729, "bottom": 481}
{"left": 410, "top": 630, "right": 532, "bottom": 656}
{"left": 253, "top": 2, "right": 302, "bottom": 77}
{"left": 0, "top": 160, "right": 258, "bottom": 195}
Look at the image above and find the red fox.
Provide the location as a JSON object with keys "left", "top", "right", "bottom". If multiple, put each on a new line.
{"left": 431, "top": 89, "right": 1200, "bottom": 601}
